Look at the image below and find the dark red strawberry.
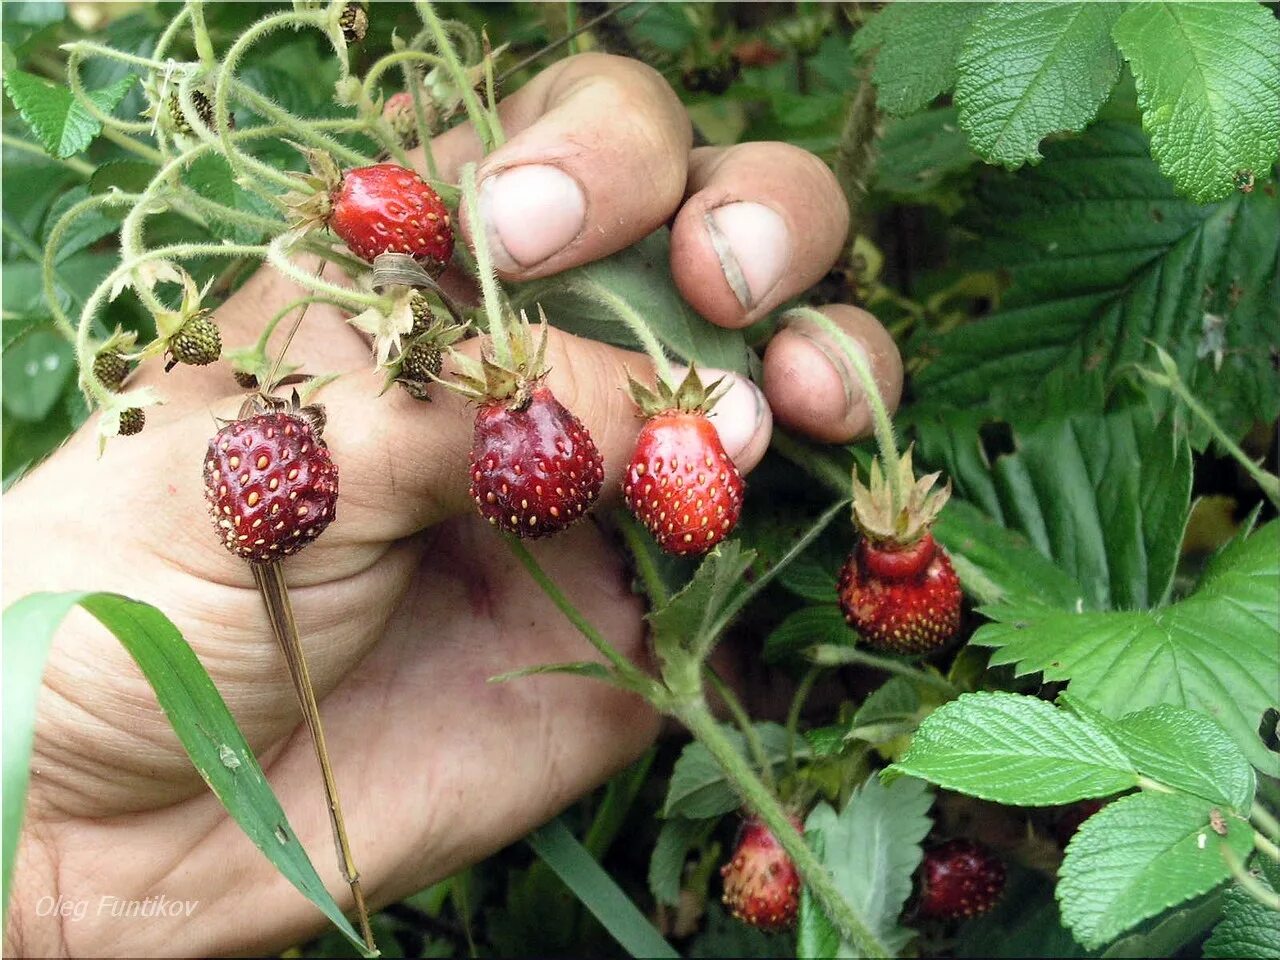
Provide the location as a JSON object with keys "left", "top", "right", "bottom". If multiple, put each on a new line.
{"left": 448, "top": 314, "right": 602, "bottom": 538}
{"left": 836, "top": 448, "right": 961, "bottom": 653}
{"left": 721, "top": 813, "right": 802, "bottom": 931}
{"left": 469, "top": 385, "right": 603, "bottom": 537}
{"left": 838, "top": 532, "right": 961, "bottom": 654}
{"left": 329, "top": 164, "right": 453, "bottom": 273}
{"left": 917, "top": 839, "right": 1005, "bottom": 920}
{"left": 622, "top": 368, "right": 743, "bottom": 556}
{"left": 204, "top": 410, "right": 338, "bottom": 563}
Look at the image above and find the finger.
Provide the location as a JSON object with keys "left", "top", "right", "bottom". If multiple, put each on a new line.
{"left": 762, "top": 304, "right": 903, "bottom": 444}
{"left": 417, "top": 53, "right": 691, "bottom": 279}
{"left": 670, "top": 143, "right": 849, "bottom": 328}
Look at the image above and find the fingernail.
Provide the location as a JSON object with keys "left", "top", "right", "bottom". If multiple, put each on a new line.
{"left": 674, "top": 366, "right": 767, "bottom": 462}
{"left": 792, "top": 325, "right": 866, "bottom": 412}
{"left": 705, "top": 202, "right": 790, "bottom": 309}
{"left": 478, "top": 165, "right": 586, "bottom": 270}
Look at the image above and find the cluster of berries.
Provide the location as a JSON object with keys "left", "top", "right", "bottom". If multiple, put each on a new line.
{"left": 194, "top": 158, "right": 744, "bottom": 564}
{"left": 720, "top": 814, "right": 1005, "bottom": 933}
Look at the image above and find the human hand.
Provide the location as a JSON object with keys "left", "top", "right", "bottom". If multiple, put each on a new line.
{"left": 3, "top": 53, "right": 902, "bottom": 958}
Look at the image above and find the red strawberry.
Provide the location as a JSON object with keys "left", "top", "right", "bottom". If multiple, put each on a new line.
{"left": 917, "top": 839, "right": 1005, "bottom": 920}
{"left": 328, "top": 164, "right": 453, "bottom": 273}
{"left": 204, "top": 410, "right": 338, "bottom": 563}
{"left": 622, "top": 368, "right": 743, "bottom": 556}
{"left": 448, "top": 313, "right": 602, "bottom": 538}
{"left": 836, "top": 448, "right": 961, "bottom": 653}
{"left": 721, "top": 813, "right": 802, "bottom": 931}
{"left": 838, "top": 532, "right": 961, "bottom": 653}
{"left": 469, "top": 384, "right": 604, "bottom": 537}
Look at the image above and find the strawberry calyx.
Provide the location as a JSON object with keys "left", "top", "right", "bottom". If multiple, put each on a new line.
{"left": 281, "top": 144, "right": 345, "bottom": 233}
{"left": 444, "top": 308, "right": 549, "bottom": 409}
{"left": 626, "top": 364, "right": 726, "bottom": 419}
{"left": 852, "top": 446, "right": 949, "bottom": 549}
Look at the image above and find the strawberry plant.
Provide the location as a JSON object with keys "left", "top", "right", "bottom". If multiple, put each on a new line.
{"left": 3, "top": 2, "right": 1278, "bottom": 959}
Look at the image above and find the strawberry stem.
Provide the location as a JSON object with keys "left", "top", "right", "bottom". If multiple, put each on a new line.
{"left": 572, "top": 278, "right": 676, "bottom": 386}
{"left": 419, "top": 1, "right": 501, "bottom": 151}
{"left": 782, "top": 306, "right": 903, "bottom": 516}
{"left": 460, "top": 162, "right": 513, "bottom": 367}
{"left": 703, "top": 665, "right": 777, "bottom": 792}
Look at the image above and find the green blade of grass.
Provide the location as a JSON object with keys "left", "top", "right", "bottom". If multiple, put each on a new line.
{"left": 526, "top": 816, "right": 679, "bottom": 959}
{"left": 2, "top": 591, "right": 372, "bottom": 955}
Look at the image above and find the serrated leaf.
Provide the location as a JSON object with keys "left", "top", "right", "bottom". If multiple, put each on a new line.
{"left": 1203, "top": 870, "right": 1280, "bottom": 959}
{"left": 955, "top": 2, "right": 1123, "bottom": 168}
{"left": 918, "top": 403, "right": 1191, "bottom": 611}
{"left": 875, "top": 107, "right": 978, "bottom": 196}
{"left": 975, "top": 521, "right": 1280, "bottom": 775}
{"left": 853, "top": 2, "right": 987, "bottom": 117}
{"left": 1058, "top": 791, "right": 1253, "bottom": 948}
{"left": 885, "top": 692, "right": 1139, "bottom": 805}
{"left": 806, "top": 776, "right": 933, "bottom": 954}
{"left": 764, "top": 605, "right": 854, "bottom": 663}
{"left": 648, "top": 541, "right": 755, "bottom": 660}
{"left": 1112, "top": 1, "right": 1280, "bottom": 203}
{"left": 648, "top": 816, "right": 709, "bottom": 907}
{"left": 524, "top": 230, "right": 751, "bottom": 374}
{"left": 663, "top": 723, "right": 794, "bottom": 819}
{"left": 1113, "top": 705, "right": 1255, "bottom": 811}
{"left": 796, "top": 830, "right": 841, "bottom": 959}
{"left": 932, "top": 499, "right": 1084, "bottom": 608}
{"left": 3, "top": 70, "right": 135, "bottom": 158}
{"left": 916, "top": 121, "right": 1280, "bottom": 442}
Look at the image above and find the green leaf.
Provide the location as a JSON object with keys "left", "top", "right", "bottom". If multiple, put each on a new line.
{"left": 975, "top": 521, "right": 1280, "bottom": 775}
{"left": 875, "top": 107, "right": 978, "bottom": 196}
{"left": 649, "top": 541, "right": 755, "bottom": 664}
{"left": 1203, "top": 869, "right": 1280, "bottom": 959}
{"left": 885, "top": 692, "right": 1139, "bottom": 805}
{"left": 1, "top": 592, "right": 369, "bottom": 953}
{"left": 1, "top": 324, "right": 74, "bottom": 422}
{"left": 1112, "top": 1, "right": 1280, "bottom": 203}
{"left": 688, "top": 902, "right": 795, "bottom": 959}
{"left": 3, "top": 70, "right": 135, "bottom": 158}
{"left": 648, "top": 816, "right": 710, "bottom": 907}
{"left": 42, "top": 184, "right": 119, "bottom": 263}
{"left": 956, "top": 2, "right": 1124, "bottom": 168}
{"left": 796, "top": 831, "right": 841, "bottom": 959}
{"left": 853, "top": 2, "right": 988, "bottom": 117}
{"left": 806, "top": 776, "right": 934, "bottom": 954}
{"left": 844, "top": 677, "right": 931, "bottom": 747}
{"left": 182, "top": 153, "right": 280, "bottom": 244}
{"left": 916, "top": 122, "right": 1280, "bottom": 441}
{"left": 1112, "top": 705, "right": 1255, "bottom": 811}
{"left": 1057, "top": 791, "right": 1253, "bottom": 948}
{"left": 932, "top": 499, "right": 1083, "bottom": 608}
{"left": 664, "top": 723, "right": 795, "bottom": 819}
{"left": 779, "top": 550, "right": 840, "bottom": 603}
{"left": 918, "top": 402, "right": 1191, "bottom": 611}
{"left": 526, "top": 817, "right": 679, "bottom": 959}
{"left": 764, "top": 605, "right": 855, "bottom": 663}
{"left": 526, "top": 230, "right": 751, "bottom": 374}
{"left": 489, "top": 660, "right": 624, "bottom": 687}
{"left": 1101, "top": 892, "right": 1223, "bottom": 958}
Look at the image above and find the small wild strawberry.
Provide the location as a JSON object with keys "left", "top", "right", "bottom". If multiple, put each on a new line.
{"left": 721, "top": 813, "right": 802, "bottom": 931}
{"left": 837, "top": 449, "right": 961, "bottom": 654}
{"left": 622, "top": 367, "right": 743, "bottom": 556}
{"left": 118, "top": 407, "right": 146, "bottom": 436}
{"left": 387, "top": 298, "right": 466, "bottom": 402}
{"left": 383, "top": 90, "right": 425, "bottom": 149}
{"left": 447, "top": 314, "right": 603, "bottom": 538}
{"left": 917, "top": 839, "right": 1005, "bottom": 920}
{"left": 167, "top": 311, "right": 222, "bottom": 368}
{"left": 92, "top": 349, "right": 129, "bottom": 390}
{"left": 339, "top": 1, "right": 368, "bottom": 43}
{"left": 204, "top": 409, "right": 338, "bottom": 563}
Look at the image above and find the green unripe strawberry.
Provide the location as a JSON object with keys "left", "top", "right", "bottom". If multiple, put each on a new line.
{"left": 167, "top": 312, "right": 222, "bottom": 368}
{"left": 92, "top": 349, "right": 129, "bottom": 390}
{"left": 119, "top": 408, "right": 146, "bottom": 436}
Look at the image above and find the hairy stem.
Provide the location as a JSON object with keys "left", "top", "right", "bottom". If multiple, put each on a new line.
{"left": 459, "top": 163, "right": 511, "bottom": 365}
{"left": 676, "top": 701, "right": 890, "bottom": 958}
{"left": 704, "top": 665, "right": 776, "bottom": 792}
{"left": 809, "top": 644, "right": 958, "bottom": 698}
{"left": 785, "top": 666, "right": 821, "bottom": 778}
{"left": 419, "top": 1, "right": 496, "bottom": 150}
{"left": 571, "top": 279, "right": 675, "bottom": 384}
{"left": 783, "top": 305, "right": 902, "bottom": 513}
